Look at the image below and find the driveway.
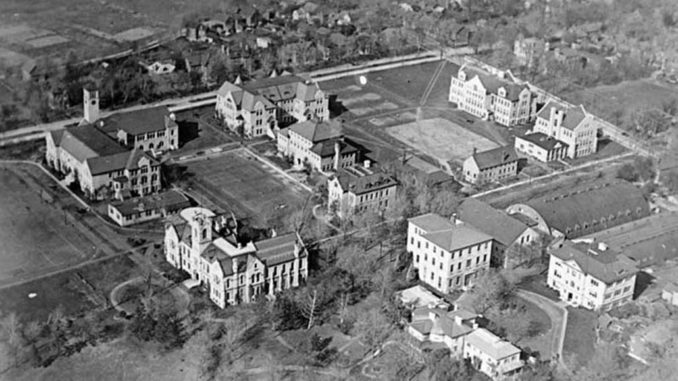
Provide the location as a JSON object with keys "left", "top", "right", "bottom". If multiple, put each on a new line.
{"left": 516, "top": 289, "right": 569, "bottom": 373}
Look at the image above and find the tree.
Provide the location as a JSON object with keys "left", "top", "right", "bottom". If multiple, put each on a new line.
{"left": 661, "top": 170, "right": 678, "bottom": 194}
{"left": 468, "top": 270, "right": 515, "bottom": 313}
{"left": 616, "top": 163, "right": 639, "bottom": 182}
{"left": 353, "top": 308, "right": 392, "bottom": 348}
{"left": 425, "top": 348, "right": 480, "bottom": 381}
{"left": 153, "top": 311, "right": 184, "bottom": 349}
{"left": 0, "top": 313, "right": 23, "bottom": 367}
{"left": 271, "top": 292, "right": 305, "bottom": 331}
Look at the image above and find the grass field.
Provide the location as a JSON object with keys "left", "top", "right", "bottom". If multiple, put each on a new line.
{"left": 0, "top": 254, "right": 139, "bottom": 321}
{"left": 185, "top": 148, "right": 310, "bottom": 227}
{"left": 0, "top": 165, "right": 100, "bottom": 285}
{"left": 563, "top": 306, "right": 597, "bottom": 368}
{"left": 387, "top": 117, "right": 499, "bottom": 166}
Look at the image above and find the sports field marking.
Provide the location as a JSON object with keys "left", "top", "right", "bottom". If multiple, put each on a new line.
{"left": 341, "top": 92, "right": 382, "bottom": 106}
{"left": 387, "top": 117, "right": 499, "bottom": 164}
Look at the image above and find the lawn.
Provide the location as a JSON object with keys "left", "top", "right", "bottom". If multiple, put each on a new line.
{"left": 387, "top": 117, "right": 499, "bottom": 166}
{"left": 0, "top": 254, "right": 138, "bottom": 322}
{"left": 562, "top": 307, "right": 597, "bottom": 368}
{"left": 184, "top": 148, "right": 310, "bottom": 228}
{"left": 368, "top": 60, "right": 445, "bottom": 106}
{"left": 0, "top": 165, "right": 102, "bottom": 286}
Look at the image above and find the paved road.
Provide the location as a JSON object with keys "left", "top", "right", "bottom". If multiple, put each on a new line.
{"left": 517, "top": 289, "right": 570, "bottom": 373}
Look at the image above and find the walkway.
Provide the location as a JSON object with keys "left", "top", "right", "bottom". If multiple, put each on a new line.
{"left": 516, "top": 289, "right": 570, "bottom": 373}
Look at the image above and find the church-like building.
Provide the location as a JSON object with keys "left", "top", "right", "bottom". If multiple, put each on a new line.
{"left": 164, "top": 207, "right": 308, "bottom": 308}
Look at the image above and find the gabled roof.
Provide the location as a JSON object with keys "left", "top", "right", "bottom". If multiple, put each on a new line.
{"left": 86, "top": 148, "right": 157, "bottom": 175}
{"left": 461, "top": 65, "right": 526, "bottom": 101}
{"left": 457, "top": 198, "right": 530, "bottom": 247}
{"left": 296, "top": 81, "right": 322, "bottom": 102}
{"left": 57, "top": 125, "right": 128, "bottom": 162}
{"left": 99, "top": 106, "right": 175, "bottom": 136}
{"left": 49, "top": 129, "right": 65, "bottom": 146}
{"left": 550, "top": 240, "right": 637, "bottom": 284}
{"left": 470, "top": 146, "right": 519, "bottom": 170}
{"left": 334, "top": 167, "right": 398, "bottom": 196}
{"left": 290, "top": 120, "right": 343, "bottom": 143}
{"left": 536, "top": 101, "right": 588, "bottom": 131}
{"left": 256, "top": 233, "right": 305, "bottom": 266}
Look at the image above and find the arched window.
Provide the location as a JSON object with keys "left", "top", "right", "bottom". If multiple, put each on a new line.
{"left": 202, "top": 228, "right": 207, "bottom": 240}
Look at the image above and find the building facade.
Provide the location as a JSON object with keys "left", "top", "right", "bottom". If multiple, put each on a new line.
{"left": 462, "top": 147, "right": 519, "bottom": 184}
{"left": 327, "top": 164, "right": 398, "bottom": 218}
{"left": 215, "top": 73, "right": 329, "bottom": 138}
{"left": 514, "top": 132, "right": 568, "bottom": 162}
{"left": 547, "top": 240, "right": 637, "bottom": 311}
{"left": 277, "top": 120, "right": 359, "bottom": 172}
{"left": 533, "top": 101, "right": 598, "bottom": 159}
{"left": 464, "top": 328, "right": 524, "bottom": 380}
{"left": 407, "top": 214, "right": 493, "bottom": 294}
{"left": 449, "top": 64, "right": 534, "bottom": 127}
{"left": 108, "top": 190, "right": 190, "bottom": 226}
{"left": 164, "top": 207, "right": 308, "bottom": 308}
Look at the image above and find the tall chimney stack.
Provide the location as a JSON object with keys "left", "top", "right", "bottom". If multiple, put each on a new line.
{"left": 333, "top": 140, "right": 340, "bottom": 171}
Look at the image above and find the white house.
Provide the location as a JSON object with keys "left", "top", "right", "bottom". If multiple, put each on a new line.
{"left": 547, "top": 240, "right": 637, "bottom": 311}
{"left": 407, "top": 213, "right": 493, "bottom": 293}
{"left": 164, "top": 207, "right": 308, "bottom": 308}
{"left": 464, "top": 328, "right": 523, "bottom": 380}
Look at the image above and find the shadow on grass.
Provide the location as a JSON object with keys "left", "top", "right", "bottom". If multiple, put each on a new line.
{"left": 633, "top": 271, "right": 655, "bottom": 299}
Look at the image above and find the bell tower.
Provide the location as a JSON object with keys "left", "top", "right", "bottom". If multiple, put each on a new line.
{"left": 190, "top": 211, "right": 213, "bottom": 251}
{"left": 83, "top": 86, "right": 99, "bottom": 123}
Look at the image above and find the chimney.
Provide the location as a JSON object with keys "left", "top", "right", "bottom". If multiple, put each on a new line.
{"left": 598, "top": 242, "right": 608, "bottom": 252}
{"left": 232, "top": 257, "right": 238, "bottom": 274}
{"left": 363, "top": 159, "right": 371, "bottom": 169}
{"left": 473, "top": 147, "right": 477, "bottom": 155}
{"left": 271, "top": 228, "right": 277, "bottom": 238}
{"left": 333, "top": 141, "right": 340, "bottom": 171}
{"left": 472, "top": 322, "right": 479, "bottom": 329}
{"left": 169, "top": 112, "right": 176, "bottom": 121}
{"left": 454, "top": 315, "right": 463, "bottom": 325}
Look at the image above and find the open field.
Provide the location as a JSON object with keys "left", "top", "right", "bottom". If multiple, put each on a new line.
{"left": 565, "top": 79, "right": 678, "bottom": 121}
{"left": 387, "top": 117, "right": 499, "bottom": 166}
{"left": 0, "top": 0, "right": 240, "bottom": 70}
{"left": 0, "top": 254, "right": 138, "bottom": 321}
{"left": 0, "top": 165, "right": 98, "bottom": 285}
{"left": 185, "top": 148, "right": 310, "bottom": 227}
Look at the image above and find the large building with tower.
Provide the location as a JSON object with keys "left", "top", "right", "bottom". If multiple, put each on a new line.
{"left": 215, "top": 72, "right": 329, "bottom": 139}
{"left": 164, "top": 207, "right": 308, "bottom": 308}
{"left": 45, "top": 87, "right": 176, "bottom": 199}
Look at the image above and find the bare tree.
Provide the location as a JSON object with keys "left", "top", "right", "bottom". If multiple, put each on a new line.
{"left": 301, "top": 289, "right": 319, "bottom": 330}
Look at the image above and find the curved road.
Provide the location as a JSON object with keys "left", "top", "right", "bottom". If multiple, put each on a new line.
{"left": 517, "top": 289, "right": 570, "bottom": 373}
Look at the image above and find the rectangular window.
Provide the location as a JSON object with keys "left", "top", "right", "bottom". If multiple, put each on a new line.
{"left": 590, "top": 279, "right": 599, "bottom": 286}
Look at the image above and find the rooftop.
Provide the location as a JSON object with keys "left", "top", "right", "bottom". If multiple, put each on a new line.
{"left": 461, "top": 65, "right": 527, "bottom": 101}
{"left": 290, "top": 119, "right": 343, "bottom": 143}
{"left": 522, "top": 180, "right": 649, "bottom": 238}
{"left": 583, "top": 212, "right": 678, "bottom": 266}
{"left": 469, "top": 146, "right": 519, "bottom": 170}
{"left": 100, "top": 105, "right": 175, "bottom": 136}
{"left": 457, "top": 198, "right": 530, "bottom": 247}
{"left": 410, "top": 213, "right": 493, "bottom": 252}
{"left": 85, "top": 148, "right": 157, "bottom": 175}
{"left": 550, "top": 240, "right": 638, "bottom": 284}
{"left": 466, "top": 328, "right": 521, "bottom": 360}
{"left": 536, "top": 101, "right": 588, "bottom": 131}
{"left": 56, "top": 124, "right": 127, "bottom": 163}
{"left": 335, "top": 167, "right": 398, "bottom": 195}
{"left": 516, "top": 132, "right": 568, "bottom": 151}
